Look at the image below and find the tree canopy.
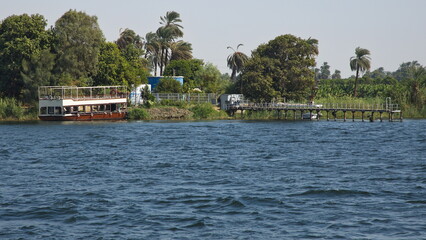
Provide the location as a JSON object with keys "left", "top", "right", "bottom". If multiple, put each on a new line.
{"left": 240, "top": 34, "right": 319, "bottom": 102}
{"left": 53, "top": 10, "right": 104, "bottom": 86}
{"left": 0, "top": 14, "right": 52, "bottom": 100}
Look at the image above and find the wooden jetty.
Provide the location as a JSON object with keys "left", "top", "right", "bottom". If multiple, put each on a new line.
{"left": 227, "top": 100, "right": 402, "bottom": 122}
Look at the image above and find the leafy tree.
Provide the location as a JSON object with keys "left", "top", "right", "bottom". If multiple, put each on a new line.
{"left": 227, "top": 44, "right": 249, "bottom": 82}
{"left": 241, "top": 34, "right": 318, "bottom": 101}
{"left": 21, "top": 49, "right": 56, "bottom": 102}
{"left": 367, "top": 67, "right": 388, "bottom": 79}
{"left": 393, "top": 61, "right": 422, "bottom": 81}
{"left": 319, "top": 62, "right": 331, "bottom": 79}
{"left": 53, "top": 10, "right": 104, "bottom": 86}
{"left": 93, "top": 42, "right": 130, "bottom": 86}
{"left": 0, "top": 14, "right": 52, "bottom": 99}
{"left": 155, "top": 77, "right": 182, "bottom": 93}
{"left": 240, "top": 57, "right": 278, "bottom": 102}
{"left": 331, "top": 69, "right": 341, "bottom": 79}
{"left": 164, "top": 59, "right": 203, "bottom": 80}
{"left": 194, "top": 63, "right": 229, "bottom": 93}
{"left": 350, "top": 47, "right": 371, "bottom": 97}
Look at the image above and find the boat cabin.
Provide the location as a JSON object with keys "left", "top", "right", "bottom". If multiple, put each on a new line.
{"left": 38, "top": 86, "right": 127, "bottom": 121}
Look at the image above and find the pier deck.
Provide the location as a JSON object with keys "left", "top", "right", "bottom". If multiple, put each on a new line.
{"left": 227, "top": 102, "right": 402, "bottom": 122}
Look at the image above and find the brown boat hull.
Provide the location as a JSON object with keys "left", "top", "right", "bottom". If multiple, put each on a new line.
{"left": 39, "top": 112, "right": 127, "bottom": 121}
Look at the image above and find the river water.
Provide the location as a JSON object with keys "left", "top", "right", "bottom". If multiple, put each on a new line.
{"left": 0, "top": 120, "right": 425, "bottom": 239}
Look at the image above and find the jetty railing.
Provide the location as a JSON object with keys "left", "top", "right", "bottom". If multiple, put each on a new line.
{"left": 227, "top": 100, "right": 402, "bottom": 122}
{"left": 153, "top": 93, "right": 218, "bottom": 104}
{"left": 229, "top": 101, "right": 400, "bottom": 111}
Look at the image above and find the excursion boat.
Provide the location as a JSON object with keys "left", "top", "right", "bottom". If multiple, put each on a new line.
{"left": 38, "top": 86, "right": 127, "bottom": 121}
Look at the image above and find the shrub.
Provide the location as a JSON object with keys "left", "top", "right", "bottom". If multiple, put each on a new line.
{"left": 0, "top": 98, "right": 24, "bottom": 120}
{"left": 158, "top": 99, "right": 188, "bottom": 108}
{"left": 127, "top": 108, "right": 150, "bottom": 120}
{"left": 190, "top": 103, "right": 227, "bottom": 119}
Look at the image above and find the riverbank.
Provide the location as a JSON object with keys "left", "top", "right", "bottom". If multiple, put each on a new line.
{"left": 1, "top": 97, "right": 425, "bottom": 121}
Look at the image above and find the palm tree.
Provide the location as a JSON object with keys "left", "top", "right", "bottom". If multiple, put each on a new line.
{"left": 145, "top": 32, "right": 161, "bottom": 76}
{"left": 227, "top": 44, "right": 249, "bottom": 82}
{"left": 350, "top": 47, "right": 371, "bottom": 97}
{"left": 116, "top": 28, "right": 143, "bottom": 50}
{"left": 170, "top": 40, "right": 192, "bottom": 61}
{"left": 157, "top": 11, "right": 184, "bottom": 75}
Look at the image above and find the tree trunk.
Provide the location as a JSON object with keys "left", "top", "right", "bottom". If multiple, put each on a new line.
{"left": 230, "top": 68, "right": 236, "bottom": 82}
{"left": 159, "top": 47, "right": 165, "bottom": 76}
{"left": 164, "top": 48, "right": 169, "bottom": 73}
{"left": 353, "top": 67, "right": 359, "bottom": 97}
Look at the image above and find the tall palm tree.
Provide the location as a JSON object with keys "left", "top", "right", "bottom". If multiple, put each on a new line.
{"left": 350, "top": 47, "right": 371, "bottom": 97}
{"left": 145, "top": 32, "right": 161, "bottom": 76}
{"left": 157, "top": 11, "right": 184, "bottom": 75}
{"left": 227, "top": 44, "right": 249, "bottom": 82}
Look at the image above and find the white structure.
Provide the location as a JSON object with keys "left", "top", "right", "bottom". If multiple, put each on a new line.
{"left": 219, "top": 94, "right": 244, "bottom": 110}
{"left": 130, "top": 84, "right": 151, "bottom": 105}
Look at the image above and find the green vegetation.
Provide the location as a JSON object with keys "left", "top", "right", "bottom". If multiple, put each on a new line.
{"left": 128, "top": 101, "right": 228, "bottom": 120}
{"left": 227, "top": 44, "right": 249, "bottom": 82}
{"left": 0, "top": 98, "right": 37, "bottom": 120}
{"left": 350, "top": 47, "right": 371, "bottom": 97}
{"left": 190, "top": 103, "right": 227, "bottom": 119}
{"left": 127, "top": 108, "right": 150, "bottom": 120}
{"left": 236, "top": 34, "right": 319, "bottom": 102}
{"left": 155, "top": 77, "right": 183, "bottom": 93}
{"left": 0, "top": 10, "right": 425, "bottom": 120}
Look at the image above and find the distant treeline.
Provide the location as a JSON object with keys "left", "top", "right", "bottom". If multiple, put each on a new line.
{"left": 317, "top": 61, "right": 426, "bottom": 108}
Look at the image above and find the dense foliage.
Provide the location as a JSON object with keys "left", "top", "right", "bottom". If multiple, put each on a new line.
{"left": 155, "top": 77, "right": 183, "bottom": 93}
{"left": 0, "top": 14, "right": 52, "bottom": 101}
{"left": 238, "top": 34, "right": 319, "bottom": 102}
{"left": 0, "top": 10, "right": 152, "bottom": 102}
{"left": 317, "top": 61, "right": 426, "bottom": 115}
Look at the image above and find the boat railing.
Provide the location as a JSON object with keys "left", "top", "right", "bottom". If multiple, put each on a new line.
{"left": 38, "top": 86, "right": 127, "bottom": 100}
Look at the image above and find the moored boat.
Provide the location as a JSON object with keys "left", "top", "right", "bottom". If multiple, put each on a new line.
{"left": 38, "top": 86, "right": 127, "bottom": 121}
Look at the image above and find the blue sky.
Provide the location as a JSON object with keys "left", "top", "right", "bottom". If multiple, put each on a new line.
{"left": 2, "top": 0, "right": 425, "bottom": 77}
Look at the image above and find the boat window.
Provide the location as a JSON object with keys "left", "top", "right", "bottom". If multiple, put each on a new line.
{"left": 99, "top": 105, "right": 105, "bottom": 111}
{"left": 48, "top": 107, "right": 54, "bottom": 114}
{"left": 40, "top": 107, "right": 47, "bottom": 115}
{"left": 64, "top": 107, "right": 71, "bottom": 114}
{"left": 72, "top": 106, "right": 78, "bottom": 112}
{"left": 84, "top": 106, "right": 91, "bottom": 113}
{"left": 106, "top": 104, "right": 111, "bottom": 111}
{"left": 111, "top": 104, "right": 117, "bottom": 112}
{"left": 92, "top": 105, "right": 98, "bottom": 112}
{"left": 54, "top": 107, "right": 62, "bottom": 114}
{"left": 78, "top": 106, "right": 84, "bottom": 112}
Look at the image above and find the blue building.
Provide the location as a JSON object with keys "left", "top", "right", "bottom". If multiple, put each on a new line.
{"left": 148, "top": 76, "right": 184, "bottom": 92}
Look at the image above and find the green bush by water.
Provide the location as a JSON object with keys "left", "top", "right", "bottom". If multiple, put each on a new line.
{"left": 190, "top": 103, "right": 227, "bottom": 119}
{"left": 127, "top": 108, "right": 150, "bottom": 120}
{"left": 0, "top": 98, "right": 25, "bottom": 120}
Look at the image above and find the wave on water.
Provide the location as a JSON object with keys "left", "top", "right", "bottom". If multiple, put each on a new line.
{"left": 289, "top": 189, "right": 373, "bottom": 197}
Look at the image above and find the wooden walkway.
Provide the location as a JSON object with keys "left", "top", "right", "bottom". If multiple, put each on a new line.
{"left": 227, "top": 102, "right": 403, "bottom": 122}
